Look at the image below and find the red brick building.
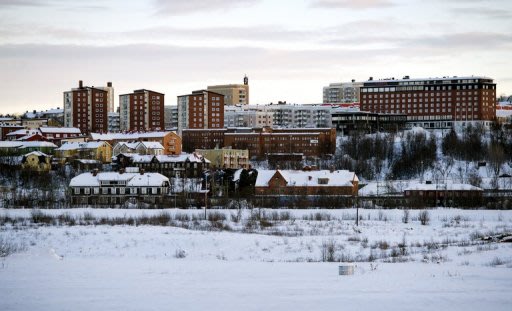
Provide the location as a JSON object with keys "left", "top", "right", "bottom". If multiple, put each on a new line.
{"left": 181, "top": 127, "right": 336, "bottom": 159}
{"left": 119, "top": 89, "right": 165, "bottom": 132}
{"left": 177, "top": 90, "right": 224, "bottom": 133}
{"left": 255, "top": 169, "right": 359, "bottom": 196}
{"left": 64, "top": 81, "right": 109, "bottom": 134}
{"left": 360, "top": 76, "right": 496, "bottom": 128}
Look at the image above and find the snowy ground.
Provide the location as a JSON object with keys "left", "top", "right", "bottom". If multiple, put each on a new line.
{"left": 1, "top": 208, "right": 512, "bottom": 311}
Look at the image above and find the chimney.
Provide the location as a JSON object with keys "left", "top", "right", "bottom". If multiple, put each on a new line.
{"left": 351, "top": 79, "right": 355, "bottom": 83}
{"left": 79, "top": 80, "right": 83, "bottom": 88}
{"left": 308, "top": 176, "right": 312, "bottom": 181}
{"left": 119, "top": 168, "right": 125, "bottom": 174}
{"left": 92, "top": 168, "right": 99, "bottom": 176}
{"left": 107, "top": 82, "right": 112, "bottom": 87}
{"left": 369, "top": 76, "right": 373, "bottom": 81}
{"left": 329, "top": 166, "right": 335, "bottom": 173}
{"left": 140, "top": 168, "right": 145, "bottom": 175}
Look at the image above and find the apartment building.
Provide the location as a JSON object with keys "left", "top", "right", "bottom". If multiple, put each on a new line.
{"left": 224, "top": 106, "right": 273, "bottom": 128}
{"left": 177, "top": 90, "right": 224, "bottom": 134}
{"left": 63, "top": 80, "right": 109, "bottom": 134}
{"left": 360, "top": 76, "right": 496, "bottom": 128}
{"left": 108, "top": 112, "right": 120, "bottom": 132}
{"left": 119, "top": 89, "right": 165, "bottom": 132}
{"left": 265, "top": 104, "right": 332, "bottom": 128}
{"left": 323, "top": 80, "right": 363, "bottom": 103}
{"left": 207, "top": 76, "right": 249, "bottom": 106}
{"left": 164, "top": 105, "right": 178, "bottom": 130}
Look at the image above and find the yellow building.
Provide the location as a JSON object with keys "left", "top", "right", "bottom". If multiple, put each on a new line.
{"left": 207, "top": 76, "right": 249, "bottom": 106}
{"left": 55, "top": 141, "right": 112, "bottom": 163}
{"left": 21, "top": 151, "right": 52, "bottom": 172}
{"left": 195, "top": 148, "right": 249, "bottom": 169}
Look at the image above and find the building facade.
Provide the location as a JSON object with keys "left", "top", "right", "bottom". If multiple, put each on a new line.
{"left": 90, "top": 131, "right": 181, "bottom": 155}
{"left": 119, "top": 89, "right": 165, "bottom": 132}
{"left": 177, "top": 90, "right": 225, "bottom": 134}
{"left": 331, "top": 110, "right": 407, "bottom": 134}
{"left": 360, "top": 76, "right": 496, "bottom": 128}
{"left": 224, "top": 106, "right": 273, "bottom": 128}
{"left": 69, "top": 169, "right": 170, "bottom": 205}
{"left": 195, "top": 148, "right": 249, "bottom": 169}
{"left": 323, "top": 80, "right": 363, "bottom": 104}
{"left": 182, "top": 127, "right": 336, "bottom": 159}
{"left": 164, "top": 105, "right": 178, "bottom": 130}
{"left": 108, "top": 112, "right": 120, "bottom": 132}
{"left": 265, "top": 104, "right": 332, "bottom": 128}
{"left": 207, "top": 76, "right": 249, "bottom": 106}
{"left": 255, "top": 169, "right": 359, "bottom": 196}
{"left": 64, "top": 80, "right": 110, "bottom": 134}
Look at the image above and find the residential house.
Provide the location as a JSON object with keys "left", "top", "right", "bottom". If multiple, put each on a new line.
{"left": 90, "top": 131, "right": 181, "bottom": 155}
{"left": 195, "top": 148, "right": 249, "bottom": 169}
{"left": 255, "top": 169, "right": 359, "bottom": 196}
{"left": 112, "top": 141, "right": 164, "bottom": 157}
{"left": 55, "top": 141, "right": 113, "bottom": 163}
{"left": 114, "top": 152, "right": 210, "bottom": 178}
{"left": 21, "top": 151, "right": 52, "bottom": 172}
{"left": 0, "top": 141, "right": 58, "bottom": 156}
{"left": 69, "top": 168, "right": 170, "bottom": 205}
{"left": 404, "top": 183, "right": 483, "bottom": 207}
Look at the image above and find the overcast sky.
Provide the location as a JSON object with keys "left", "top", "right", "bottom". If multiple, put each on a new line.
{"left": 0, "top": 0, "right": 511, "bottom": 114}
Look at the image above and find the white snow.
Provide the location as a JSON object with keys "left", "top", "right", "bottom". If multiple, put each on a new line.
{"left": 0, "top": 208, "right": 511, "bottom": 311}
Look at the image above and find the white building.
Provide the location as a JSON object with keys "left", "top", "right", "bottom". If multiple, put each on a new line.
{"left": 323, "top": 80, "right": 363, "bottom": 104}
{"left": 69, "top": 169, "right": 170, "bottom": 205}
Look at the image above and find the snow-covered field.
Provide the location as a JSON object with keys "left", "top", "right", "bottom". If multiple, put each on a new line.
{"left": 1, "top": 208, "right": 512, "bottom": 311}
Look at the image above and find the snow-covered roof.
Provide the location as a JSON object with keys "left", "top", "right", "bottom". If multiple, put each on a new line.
{"left": 155, "top": 153, "right": 210, "bottom": 163}
{"left": 70, "top": 172, "right": 169, "bottom": 187}
{"left": 0, "top": 141, "right": 57, "bottom": 148}
{"left": 131, "top": 154, "right": 154, "bottom": 163}
{"left": 6, "top": 129, "right": 41, "bottom": 137}
{"left": 139, "top": 141, "right": 164, "bottom": 149}
{"left": 56, "top": 141, "right": 107, "bottom": 151}
{"left": 90, "top": 131, "right": 172, "bottom": 141}
{"left": 39, "top": 127, "right": 81, "bottom": 134}
{"left": 255, "top": 169, "right": 358, "bottom": 187}
{"left": 23, "top": 151, "right": 50, "bottom": 157}
{"left": 404, "top": 183, "right": 483, "bottom": 192}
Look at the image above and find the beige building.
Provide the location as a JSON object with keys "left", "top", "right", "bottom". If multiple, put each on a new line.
{"left": 207, "top": 76, "right": 249, "bottom": 106}
{"left": 195, "top": 148, "right": 249, "bottom": 169}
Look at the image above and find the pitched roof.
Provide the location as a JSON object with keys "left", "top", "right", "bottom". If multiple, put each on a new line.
{"left": 404, "top": 183, "right": 483, "bottom": 191}
{"left": 91, "top": 131, "right": 172, "bottom": 140}
{"left": 255, "top": 169, "right": 357, "bottom": 187}
{"left": 39, "top": 127, "right": 81, "bottom": 134}
{"left": 70, "top": 172, "right": 169, "bottom": 187}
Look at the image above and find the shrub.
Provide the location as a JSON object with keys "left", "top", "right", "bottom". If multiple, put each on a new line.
{"left": 175, "top": 248, "right": 187, "bottom": 259}
{"left": 418, "top": 210, "right": 430, "bottom": 225}
{"left": 402, "top": 209, "right": 410, "bottom": 224}
{"left": 321, "top": 239, "right": 336, "bottom": 262}
{"left": 0, "top": 234, "right": 25, "bottom": 257}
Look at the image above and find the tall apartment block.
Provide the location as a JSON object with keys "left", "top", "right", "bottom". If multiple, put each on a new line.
{"left": 64, "top": 80, "right": 109, "bottom": 134}
{"left": 224, "top": 106, "right": 273, "bottom": 128}
{"left": 164, "top": 105, "right": 178, "bottom": 130}
{"left": 323, "top": 79, "right": 363, "bottom": 103}
{"left": 207, "top": 76, "right": 249, "bottom": 106}
{"left": 98, "top": 82, "right": 115, "bottom": 113}
{"left": 177, "top": 90, "right": 224, "bottom": 134}
{"left": 119, "top": 89, "right": 165, "bottom": 132}
{"left": 360, "top": 76, "right": 496, "bottom": 128}
{"left": 266, "top": 104, "right": 332, "bottom": 128}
